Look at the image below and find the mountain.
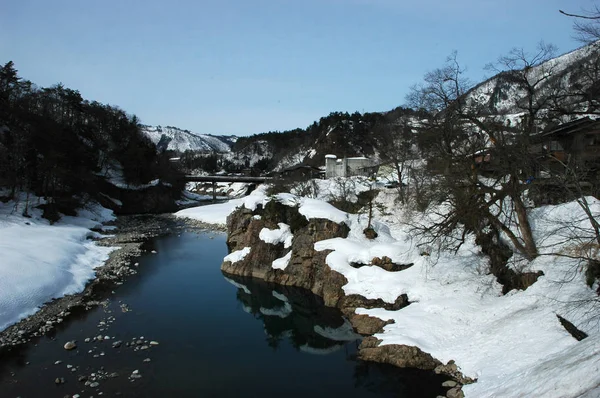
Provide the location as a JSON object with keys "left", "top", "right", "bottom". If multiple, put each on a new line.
{"left": 464, "top": 41, "right": 599, "bottom": 119}
{"left": 142, "top": 125, "right": 237, "bottom": 153}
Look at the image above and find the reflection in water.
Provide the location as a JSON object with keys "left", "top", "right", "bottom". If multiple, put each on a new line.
{"left": 223, "top": 274, "right": 360, "bottom": 355}
{"left": 223, "top": 272, "right": 452, "bottom": 398}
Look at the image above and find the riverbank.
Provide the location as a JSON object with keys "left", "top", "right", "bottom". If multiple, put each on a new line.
{"left": 0, "top": 211, "right": 224, "bottom": 352}
{"left": 177, "top": 184, "right": 600, "bottom": 398}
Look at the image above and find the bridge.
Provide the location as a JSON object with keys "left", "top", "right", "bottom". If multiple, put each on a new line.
{"left": 183, "top": 175, "right": 272, "bottom": 183}
{"left": 182, "top": 175, "right": 274, "bottom": 201}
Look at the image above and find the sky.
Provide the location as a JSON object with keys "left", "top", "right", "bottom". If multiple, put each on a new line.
{"left": 1, "top": 0, "right": 597, "bottom": 136}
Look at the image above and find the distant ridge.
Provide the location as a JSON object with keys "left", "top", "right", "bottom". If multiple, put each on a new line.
{"left": 141, "top": 125, "right": 237, "bottom": 153}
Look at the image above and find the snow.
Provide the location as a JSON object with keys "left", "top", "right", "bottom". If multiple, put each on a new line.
{"left": 259, "top": 223, "right": 293, "bottom": 248}
{"left": 272, "top": 251, "right": 292, "bottom": 270}
{"left": 141, "top": 125, "right": 233, "bottom": 153}
{"left": 299, "top": 198, "right": 349, "bottom": 225}
{"left": 223, "top": 247, "right": 251, "bottom": 264}
{"left": 0, "top": 197, "right": 116, "bottom": 332}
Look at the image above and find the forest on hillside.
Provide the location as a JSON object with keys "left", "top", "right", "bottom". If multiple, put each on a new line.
{"left": 0, "top": 62, "right": 181, "bottom": 219}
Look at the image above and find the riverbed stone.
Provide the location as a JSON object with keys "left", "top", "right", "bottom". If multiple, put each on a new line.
{"left": 442, "top": 380, "right": 458, "bottom": 388}
{"left": 446, "top": 387, "right": 464, "bottom": 398}
{"left": 64, "top": 341, "right": 77, "bottom": 350}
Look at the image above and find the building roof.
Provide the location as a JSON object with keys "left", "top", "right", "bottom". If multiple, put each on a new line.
{"left": 537, "top": 117, "right": 600, "bottom": 139}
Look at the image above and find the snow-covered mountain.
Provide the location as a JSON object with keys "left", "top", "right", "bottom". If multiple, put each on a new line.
{"left": 464, "top": 41, "right": 599, "bottom": 117}
{"left": 142, "top": 125, "right": 237, "bottom": 153}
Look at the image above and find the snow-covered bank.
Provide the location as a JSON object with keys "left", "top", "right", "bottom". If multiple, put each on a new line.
{"left": 174, "top": 186, "right": 269, "bottom": 226}
{"left": 0, "top": 197, "right": 116, "bottom": 332}
{"left": 185, "top": 184, "right": 600, "bottom": 397}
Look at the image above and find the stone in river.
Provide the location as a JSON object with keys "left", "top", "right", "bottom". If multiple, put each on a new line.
{"left": 63, "top": 341, "right": 77, "bottom": 350}
{"left": 442, "top": 380, "right": 458, "bottom": 388}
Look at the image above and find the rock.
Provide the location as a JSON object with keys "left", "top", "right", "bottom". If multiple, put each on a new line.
{"left": 66, "top": 364, "right": 72, "bottom": 369}
{"left": 78, "top": 375, "right": 88, "bottom": 382}
{"left": 442, "top": 380, "right": 458, "bottom": 388}
{"left": 370, "top": 256, "right": 413, "bottom": 272}
{"left": 447, "top": 387, "right": 464, "bottom": 398}
{"left": 64, "top": 341, "right": 77, "bottom": 350}
{"left": 149, "top": 341, "right": 159, "bottom": 346}
{"left": 363, "top": 226, "right": 378, "bottom": 239}
{"left": 358, "top": 337, "right": 441, "bottom": 370}
{"left": 349, "top": 314, "right": 391, "bottom": 335}
{"left": 143, "top": 358, "right": 151, "bottom": 363}
{"left": 112, "top": 341, "right": 122, "bottom": 348}
{"left": 108, "top": 372, "right": 119, "bottom": 378}
{"left": 54, "top": 377, "right": 65, "bottom": 384}
{"left": 96, "top": 335, "right": 104, "bottom": 341}
{"left": 84, "top": 338, "right": 91, "bottom": 343}
{"left": 89, "top": 381, "right": 100, "bottom": 388}
{"left": 54, "top": 360, "right": 62, "bottom": 365}
{"left": 140, "top": 345, "right": 149, "bottom": 350}
{"left": 223, "top": 206, "right": 351, "bottom": 307}
{"left": 130, "top": 369, "right": 142, "bottom": 380}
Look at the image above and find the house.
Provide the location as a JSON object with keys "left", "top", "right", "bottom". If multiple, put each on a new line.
{"left": 530, "top": 117, "right": 600, "bottom": 203}
{"left": 275, "top": 165, "right": 323, "bottom": 180}
{"left": 533, "top": 117, "right": 600, "bottom": 168}
{"left": 325, "top": 155, "right": 378, "bottom": 178}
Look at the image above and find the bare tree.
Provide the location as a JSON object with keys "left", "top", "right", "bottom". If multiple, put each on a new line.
{"left": 560, "top": 6, "right": 600, "bottom": 43}
{"left": 408, "top": 52, "right": 542, "bottom": 260}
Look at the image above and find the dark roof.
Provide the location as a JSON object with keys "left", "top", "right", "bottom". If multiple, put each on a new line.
{"left": 281, "top": 165, "right": 321, "bottom": 173}
{"left": 537, "top": 117, "right": 600, "bottom": 139}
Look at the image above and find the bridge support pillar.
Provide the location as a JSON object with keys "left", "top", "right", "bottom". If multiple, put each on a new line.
{"left": 212, "top": 182, "right": 216, "bottom": 202}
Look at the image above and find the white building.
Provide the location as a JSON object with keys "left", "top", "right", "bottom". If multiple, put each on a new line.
{"left": 325, "top": 154, "right": 378, "bottom": 178}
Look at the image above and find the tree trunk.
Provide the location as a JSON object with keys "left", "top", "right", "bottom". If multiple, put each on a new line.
{"left": 512, "top": 192, "right": 538, "bottom": 260}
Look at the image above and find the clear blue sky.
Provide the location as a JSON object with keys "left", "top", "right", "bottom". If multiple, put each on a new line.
{"left": 1, "top": 0, "right": 596, "bottom": 135}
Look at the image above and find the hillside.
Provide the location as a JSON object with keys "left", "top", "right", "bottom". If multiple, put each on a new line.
{"left": 0, "top": 62, "right": 184, "bottom": 218}
{"left": 142, "top": 125, "right": 236, "bottom": 153}
{"left": 465, "top": 41, "right": 599, "bottom": 118}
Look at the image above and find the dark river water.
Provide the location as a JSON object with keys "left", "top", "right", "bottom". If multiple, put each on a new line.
{"left": 0, "top": 231, "right": 448, "bottom": 397}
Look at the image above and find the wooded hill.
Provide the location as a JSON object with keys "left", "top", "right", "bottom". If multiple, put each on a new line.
{"left": 0, "top": 61, "right": 183, "bottom": 219}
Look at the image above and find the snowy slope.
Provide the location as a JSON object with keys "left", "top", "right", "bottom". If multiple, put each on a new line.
{"left": 142, "top": 125, "right": 236, "bottom": 153}
{"left": 0, "top": 195, "right": 116, "bottom": 332}
{"left": 465, "top": 41, "right": 599, "bottom": 115}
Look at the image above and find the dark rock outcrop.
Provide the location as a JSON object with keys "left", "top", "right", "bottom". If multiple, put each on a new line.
{"left": 358, "top": 337, "right": 442, "bottom": 369}
{"left": 223, "top": 203, "right": 350, "bottom": 307}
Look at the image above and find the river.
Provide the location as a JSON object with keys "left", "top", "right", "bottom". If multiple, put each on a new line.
{"left": 0, "top": 230, "right": 448, "bottom": 397}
